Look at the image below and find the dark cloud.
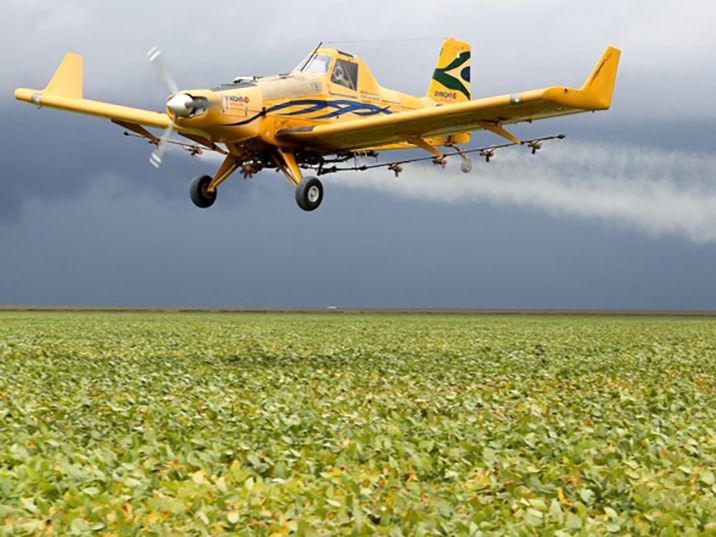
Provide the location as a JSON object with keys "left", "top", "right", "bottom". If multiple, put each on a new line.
{"left": 2, "top": 174, "right": 714, "bottom": 309}
{"left": 2, "top": 0, "right": 715, "bottom": 308}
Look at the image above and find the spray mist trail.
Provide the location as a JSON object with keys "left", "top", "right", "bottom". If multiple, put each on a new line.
{"left": 327, "top": 142, "right": 716, "bottom": 244}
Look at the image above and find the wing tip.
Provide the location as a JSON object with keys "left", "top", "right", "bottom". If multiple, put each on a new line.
{"left": 44, "top": 52, "right": 84, "bottom": 100}
{"left": 580, "top": 46, "right": 621, "bottom": 110}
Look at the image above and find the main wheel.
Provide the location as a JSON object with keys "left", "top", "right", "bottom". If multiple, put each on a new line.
{"left": 295, "top": 177, "right": 323, "bottom": 212}
{"left": 190, "top": 175, "right": 217, "bottom": 209}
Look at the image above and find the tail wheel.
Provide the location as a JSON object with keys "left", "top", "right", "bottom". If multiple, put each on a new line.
{"left": 190, "top": 175, "right": 216, "bottom": 209}
{"left": 295, "top": 177, "right": 323, "bottom": 212}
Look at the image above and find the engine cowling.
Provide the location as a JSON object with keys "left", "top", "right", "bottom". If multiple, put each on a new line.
{"left": 173, "top": 85, "right": 263, "bottom": 144}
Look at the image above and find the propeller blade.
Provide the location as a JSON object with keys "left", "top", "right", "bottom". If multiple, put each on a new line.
{"left": 150, "top": 118, "right": 177, "bottom": 169}
{"left": 146, "top": 47, "right": 217, "bottom": 168}
{"left": 147, "top": 46, "right": 179, "bottom": 96}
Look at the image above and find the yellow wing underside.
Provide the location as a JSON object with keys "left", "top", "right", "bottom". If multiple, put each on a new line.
{"left": 277, "top": 47, "right": 621, "bottom": 152}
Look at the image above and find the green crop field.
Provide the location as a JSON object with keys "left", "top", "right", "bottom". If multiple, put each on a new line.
{"left": 1, "top": 311, "right": 716, "bottom": 535}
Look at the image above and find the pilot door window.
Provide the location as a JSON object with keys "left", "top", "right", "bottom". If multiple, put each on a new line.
{"left": 331, "top": 59, "right": 358, "bottom": 91}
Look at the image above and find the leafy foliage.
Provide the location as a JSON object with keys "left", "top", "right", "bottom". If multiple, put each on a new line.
{"left": 1, "top": 312, "right": 716, "bottom": 534}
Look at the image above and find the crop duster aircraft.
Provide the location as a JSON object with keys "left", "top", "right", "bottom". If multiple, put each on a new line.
{"left": 15, "top": 39, "right": 620, "bottom": 212}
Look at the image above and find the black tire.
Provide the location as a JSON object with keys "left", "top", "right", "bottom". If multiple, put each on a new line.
{"left": 190, "top": 175, "right": 217, "bottom": 209}
{"left": 295, "top": 177, "right": 323, "bottom": 212}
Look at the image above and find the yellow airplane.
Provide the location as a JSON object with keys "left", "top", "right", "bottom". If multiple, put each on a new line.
{"left": 15, "top": 38, "right": 620, "bottom": 211}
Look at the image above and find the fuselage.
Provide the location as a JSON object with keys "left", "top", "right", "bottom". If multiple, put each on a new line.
{"left": 173, "top": 48, "right": 437, "bottom": 152}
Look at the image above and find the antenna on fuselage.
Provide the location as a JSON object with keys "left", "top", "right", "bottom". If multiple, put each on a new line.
{"left": 298, "top": 42, "right": 323, "bottom": 73}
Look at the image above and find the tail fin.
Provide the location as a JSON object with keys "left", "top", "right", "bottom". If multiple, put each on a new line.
{"left": 44, "top": 53, "right": 84, "bottom": 99}
{"left": 428, "top": 38, "right": 471, "bottom": 104}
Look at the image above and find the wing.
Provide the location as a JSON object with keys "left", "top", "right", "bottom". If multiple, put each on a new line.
{"left": 15, "top": 53, "right": 172, "bottom": 130}
{"left": 277, "top": 47, "right": 621, "bottom": 152}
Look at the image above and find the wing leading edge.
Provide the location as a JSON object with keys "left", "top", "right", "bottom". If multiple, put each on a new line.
{"left": 276, "top": 46, "right": 621, "bottom": 152}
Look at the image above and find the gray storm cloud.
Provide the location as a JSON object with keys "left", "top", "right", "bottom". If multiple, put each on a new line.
{"left": 5, "top": 1, "right": 716, "bottom": 122}
{"left": 3, "top": 0, "right": 716, "bottom": 310}
{"left": 325, "top": 142, "right": 716, "bottom": 244}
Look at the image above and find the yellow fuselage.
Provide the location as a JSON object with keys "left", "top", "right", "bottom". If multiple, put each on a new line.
{"left": 175, "top": 48, "right": 448, "bottom": 152}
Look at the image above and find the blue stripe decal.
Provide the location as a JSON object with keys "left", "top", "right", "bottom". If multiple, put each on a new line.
{"left": 220, "top": 99, "right": 391, "bottom": 127}
{"left": 269, "top": 99, "right": 392, "bottom": 120}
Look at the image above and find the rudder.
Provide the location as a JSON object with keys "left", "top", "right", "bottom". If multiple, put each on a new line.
{"left": 428, "top": 38, "right": 471, "bottom": 104}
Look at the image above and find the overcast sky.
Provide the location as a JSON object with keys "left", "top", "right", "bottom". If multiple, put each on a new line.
{"left": 1, "top": 0, "right": 715, "bottom": 309}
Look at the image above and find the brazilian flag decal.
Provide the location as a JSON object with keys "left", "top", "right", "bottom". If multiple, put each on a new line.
{"left": 432, "top": 51, "right": 471, "bottom": 100}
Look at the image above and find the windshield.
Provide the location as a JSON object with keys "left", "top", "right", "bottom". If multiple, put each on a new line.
{"left": 293, "top": 54, "right": 332, "bottom": 75}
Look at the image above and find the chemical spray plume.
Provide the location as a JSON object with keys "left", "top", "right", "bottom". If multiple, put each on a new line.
{"left": 327, "top": 142, "right": 716, "bottom": 244}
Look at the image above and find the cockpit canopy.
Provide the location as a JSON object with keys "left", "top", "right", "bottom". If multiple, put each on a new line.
{"left": 294, "top": 54, "right": 332, "bottom": 75}
{"left": 293, "top": 52, "right": 360, "bottom": 91}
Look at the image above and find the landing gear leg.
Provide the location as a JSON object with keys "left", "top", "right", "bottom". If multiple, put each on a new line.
{"left": 189, "top": 154, "right": 241, "bottom": 209}
{"left": 272, "top": 147, "right": 324, "bottom": 212}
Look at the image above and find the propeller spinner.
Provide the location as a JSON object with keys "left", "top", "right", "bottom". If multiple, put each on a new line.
{"left": 146, "top": 47, "right": 215, "bottom": 168}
